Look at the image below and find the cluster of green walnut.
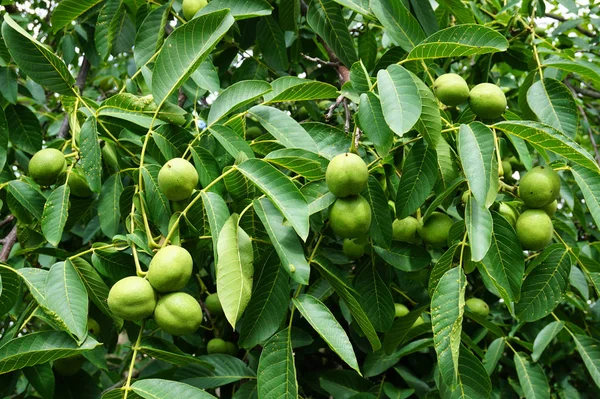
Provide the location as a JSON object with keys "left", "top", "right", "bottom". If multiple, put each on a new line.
{"left": 27, "top": 148, "right": 93, "bottom": 196}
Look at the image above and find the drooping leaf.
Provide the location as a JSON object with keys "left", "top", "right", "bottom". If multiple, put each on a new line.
{"left": 68, "top": 258, "right": 114, "bottom": 322}
{"left": 526, "top": 78, "right": 578, "bottom": 138}
{"left": 484, "top": 338, "right": 505, "bottom": 375}
{"left": 357, "top": 92, "right": 394, "bottom": 158}
{"left": 208, "top": 80, "right": 272, "bottom": 124}
{"left": 377, "top": 65, "right": 421, "bottom": 137}
{"left": 514, "top": 352, "right": 550, "bottom": 399}
{"left": 363, "top": 176, "right": 393, "bottom": 248}
{"left": 134, "top": 4, "right": 170, "bottom": 68}
{"left": 411, "top": 73, "right": 442, "bottom": 149}
{"left": 354, "top": 264, "right": 395, "bottom": 332}
{"left": 209, "top": 125, "right": 255, "bottom": 160}
{"left": 152, "top": 10, "right": 235, "bottom": 105}
{"left": 458, "top": 122, "right": 495, "bottom": 206}
{"left": 465, "top": 196, "right": 493, "bottom": 262}
{"left": 51, "top": 0, "right": 105, "bottom": 33}
{"left": 5, "top": 104, "right": 42, "bottom": 155}
{"left": 383, "top": 305, "right": 429, "bottom": 354}
{"left": 370, "top": 0, "right": 425, "bottom": 52}
{"left": 79, "top": 116, "right": 102, "bottom": 193}
{"left": 216, "top": 214, "right": 254, "bottom": 328}
{"left": 532, "top": 321, "right": 564, "bottom": 362}
{"left": 41, "top": 185, "right": 70, "bottom": 247}
{"left": 293, "top": 294, "right": 361, "bottom": 374}
{"left": 257, "top": 328, "right": 298, "bottom": 398}
{"left": 571, "top": 165, "right": 600, "bottom": 231}
{"left": 256, "top": 16, "right": 289, "bottom": 72}
{"left": 374, "top": 243, "right": 432, "bottom": 272}
{"left": 98, "top": 174, "right": 123, "bottom": 238}
{"left": 572, "top": 333, "right": 600, "bottom": 389}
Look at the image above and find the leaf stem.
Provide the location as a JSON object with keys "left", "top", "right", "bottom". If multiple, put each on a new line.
{"left": 123, "top": 321, "right": 145, "bottom": 399}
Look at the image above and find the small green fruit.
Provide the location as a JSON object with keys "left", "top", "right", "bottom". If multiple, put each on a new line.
{"left": 460, "top": 247, "right": 477, "bottom": 274}
{"left": 412, "top": 316, "right": 425, "bottom": 328}
{"left": 297, "top": 106, "right": 309, "bottom": 120}
{"left": 465, "top": 298, "right": 490, "bottom": 317}
{"left": 501, "top": 160, "right": 513, "bottom": 178}
{"left": 154, "top": 292, "right": 203, "bottom": 336}
{"left": 392, "top": 217, "right": 421, "bottom": 244}
{"left": 182, "top": 0, "right": 208, "bottom": 20}
{"left": 468, "top": 83, "right": 507, "bottom": 119}
{"left": 54, "top": 355, "right": 85, "bottom": 376}
{"left": 147, "top": 245, "right": 193, "bottom": 293}
{"left": 433, "top": 73, "right": 470, "bottom": 106}
{"left": 29, "top": 148, "right": 66, "bottom": 185}
{"left": 516, "top": 209, "right": 553, "bottom": 250}
{"left": 518, "top": 165, "right": 560, "bottom": 208}
{"left": 343, "top": 238, "right": 366, "bottom": 260}
{"left": 498, "top": 203, "right": 518, "bottom": 228}
{"left": 205, "top": 293, "right": 223, "bottom": 316}
{"left": 325, "top": 153, "right": 369, "bottom": 198}
{"left": 541, "top": 199, "right": 558, "bottom": 217}
{"left": 87, "top": 318, "right": 101, "bottom": 336}
{"left": 226, "top": 341, "right": 238, "bottom": 356}
{"left": 318, "top": 100, "right": 333, "bottom": 111}
{"left": 107, "top": 276, "right": 157, "bottom": 321}
{"left": 158, "top": 158, "right": 199, "bottom": 201}
{"left": 394, "top": 303, "right": 409, "bottom": 318}
{"left": 418, "top": 212, "right": 453, "bottom": 248}
{"left": 207, "top": 338, "right": 229, "bottom": 354}
{"left": 68, "top": 169, "right": 93, "bottom": 198}
{"left": 329, "top": 196, "right": 372, "bottom": 238}
{"left": 246, "top": 126, "right": 262, "bottom": 139}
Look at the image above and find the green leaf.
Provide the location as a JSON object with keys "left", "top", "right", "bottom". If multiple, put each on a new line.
{"left": 41, "top": 185, "right": 70, "bottom": 247}
{"left": 264, "top": 78, "right": 339, "bottom": 103}
{"left": 358, "top": 30, "right": 377, "bottom": 70}
{"left": 362, "top": 176, "right": 393, "bottom": 248}
{"left": 526, "top": 78, "right": 577, "bottom": 138}
{"left": 431, "top": 267, "right": 466, "bottom": 386}
{"left": 141, "top": 165, "right": 171, "bottom": 236}
{"left": 484, "top": 338, "right": 505, "bottom": 375}
{"left": 191, "top": 146, "right": 225, "bottom": 194}
{"left": 293, "top": 294, "right": 360, "bottom": 374}
{"left": 306, "top": 0, "right": 358, "bottom": 67}
{"left": 208, "top": 80, "right": 272, "bottom": 124}
{"left": 0, "top": 66, "right": 17, "bottom": 104}
{"left": 131, "top": 379, "right": 217, "bottom": 399}
{"left": 0, "top": 107, "right": 7, "bottom": 171}
{"left": 377, "top": 65, "right": 422, "bottom": 136}
{"left": 465, "top": 196, "right": 493, "bottom": 262}
{"left": 2, "top": 15, "right": 75, "bottom": 96}
{"left": 395, "top": 140, "right": 437, "bottom": 219}
{"left": 411, "top": 73, "right": 442, "bottom": 149}
{"left": 357, "top": 92, "right": 394, "bottom": 158}
{"left": 383, "top": 305, "right": 428, "bottom": 354}
{"left": 279, "top": 0, "right": 299, "bottom": 31}
{"left": 80, "top": 116, "right": 102, "bottom": 193}
{"left": 238, "top": 251, "right": 290, "bottom": 348}
{"left": 95, "top": 0, "right": 124, "bottom": 60}
{"left": 437, "top": 0, "right": 474, "bottom": 23}
{"left": 312, "top": 256, "right": 382, "bottom": 351}
{"left": 5, "top": 104, "right": 42, "bottom": 155}
{"left": 542, "top": 57, "right": 600, "bottom": 87}
{"left": 423, "top": 177, "right": 467, "bottom": 221}
{"left": 407, "top": 24, "right": 509, "bottom": 60}
{"left": 201, "top": 191, "right": 230, "bottom": 263}
{"left": 139, "top": 337, "right": 213, "bottom": 367}
{"left": 44, "top": 261, "right": 88, "bottom": 342}
{"left": 264, "top": 149, "right": 328, "bottom": 181}
{"left": 333, "top": 0, "right": 372, "bottom": 17}
{"left": 0, "top": 267, "right": 19, "bottom": 317}
{"left": 257, "top": 328, "right": 298, "bottom": 398}
{"left": 0, "top": 332, "right": 99, "bottom": 374}
{"left": 197, "top": 0, "right": 273, "bottom": 19}
{"left": 237, "top": 158, "right": 309, "bottom": 241}
{"left": 152, "top": 10, "right": 235, "bottom": 106}
{"left": 458, "top": 122, "right": 495, "bottom": 206}
{"left": 370, "top": 0, "right": 425, "bottom": 52}
{"left": 515, "top": 248, "right": 571, "bottom": 322}
{"left": 249, "top": 105, "right": 319, "bottom": 153}
{"left": 354, "top": 264, "right": 395, "bottom": 332}
{"left": 51, "top": 0, "right": 105, "bottom": 33}
{"left": 445, "top": 346, "right": 492, "bottom": 399}
{"left": 256, "top": 16, "right": 289, "bottom": 72}
{"left": 374, "top": 243, "right": 432, "bottom": 272}
{"left": 494, "top": 120, "right": 599, "bottom": 172}
{"left": 253, "top": 198, "right": 310, "bottom": 284}
{"left": 514, "top": 352, "right": 550, "bottom": 399}
{"left": 209, "top": 125, "right": 255, "bottom": 160}
{"left": 98, "top": 174, "right": 123, "bottom": 238}
{"left": 572, "top": 333, "right": 600, "bottom": 389}
{"left": 134, "top": 4, "right": 170, "bottom": 68}
{"left": 479, "top": 212, "right": 524, "bottom": 304}
{"left": 571, "top": 165, "right": 600, "bottom": 231}
{"left": 191, "top": 59, "right": 220, "bottom": 92}
{"left": 216, "top": 214, "right": 254, "bottom": 328}
{"left": 68, "top": 257, "right": 114, "bottom": 323}
{"left": 22, "top": 363, "right": 54, "bottom": 399}
{"left": 532, "top": 321, "right": 564, "bottom": 362}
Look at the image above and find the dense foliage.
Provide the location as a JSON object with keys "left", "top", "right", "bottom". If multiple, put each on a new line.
{"left": 1, "top": 0, "right": 600, "bottom": 398}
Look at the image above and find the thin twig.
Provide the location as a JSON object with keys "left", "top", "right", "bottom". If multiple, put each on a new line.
{"left": 343, "top": 99, "right": 351, "bottom": 133}
{"left": 0, "top": 215, "right": 15, "bottom": 229}
{"left": 300, "top": 53, "right": 339, "bottom": 67}
{"left": 571, "top": 84, "right": 600, "bottom": 99}
{"left": 0, "top": 225, "right": 18, "bottom": 262}
{"left": 544, "top": 12, "right": 595, "bottom": 38}
{"left": 565, "top": 81, "right": 600, "bottom": 165}
{"left": 325, "top": 94, "right": 345, "bottom": 120}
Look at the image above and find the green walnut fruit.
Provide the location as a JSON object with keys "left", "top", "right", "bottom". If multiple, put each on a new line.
{"left": 68, "top": 169, "right": 93, "bottom": 198}
{"left": 498, "top": 203, "right": 518, "bottom": 228}
{"left": 542, "top": 199, "right": 558, "bottom": 217}
{"left": 325, "top": 153, "right": 369, "bottom": 198}
{"left": 433, "top": 73, "right": 470, "bottom": 106}
{"left": 158, "top": 158, "right": 199, "bottom": 201}
{"left": 516, "top": 209, "right": 553, "bottom": 250}
{"left": 412, "top": 316, "right": 425, "bottom": 328}
{"left": 246, "top": 126, "right": 262, "bottom": 140}
{"left": 394, "top": 303, "right": 409, "bottom": 318}
{"left": 418, "top": 212, "right": 453, "bottom": 248}
{"left": 329, "top": 196, "right": 372, "bottom": 238}
{"left": 29, "top": 148, "right": 66, "bottom": 185}
{"left": 172, "top": 199, "right": 189, "bottom": 213}
{"left": 54, "top": 355, "right": 85, "bottom": 376}
{"left": 460, "top": 247, "right": 477, "bottom": 274}
{"left": 87, "top": 318, "right": 101, "bottom": 336}
{"left": 107, "top": 276, "right": 157, "bottom": 321}
{"left": 518, "top": 165, "right": 560, "bottom": 208}
{"left": 343, "top": 238, "right": 366, "bottom": 260}
{"left": 147, "top": 245, "right": 193, "bottom": 293}
{"left": 468, "top": 83, "right": 507, "bottom": 119}
{"left": 297, "top": 106, "right": 309, "bottom": 120}
{"left": 465, "top": 298, "right": 490, "bottom": 317}
{"left": 318, "top": 100, "right": 333, "bottom": 111}
{"left": 205, "top": 293, "right": 223, "bottom": 316}
{"left": 154, "top": 292, "right": 203, "bottom": 336}
{"left": 182, "top": 0, "right": 208, "bottom": 20}
{"left": 501, "top": 160, "right": 513, "bottom": 178}
{"left": 226, "top": 342, "right": 238, "bottom": 356}
{"left": 207, "top": 338, "right": 229, "bottom": 354}
{"left": 392, "top": 217, "right": 421, "bottom": 244}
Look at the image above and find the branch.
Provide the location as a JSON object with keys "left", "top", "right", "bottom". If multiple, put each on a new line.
{"left": 544, "top": 12, "right": 595, "bottom": 38}
{"left": 0, "top": 225, "right": 17, "bottom": 262}
{"left": 300, "top": 53, "right": 339, "bottom": 67}
{"left": 0, "top": 215, "right": 15, "bottom": 229}
{"left": 571, "top": 85, "right": 600, "bottom": 99}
